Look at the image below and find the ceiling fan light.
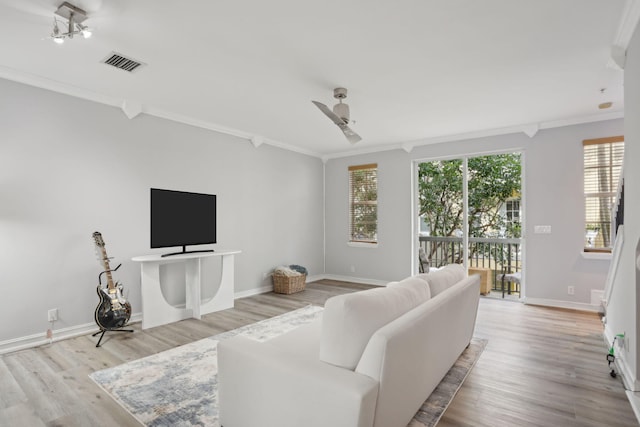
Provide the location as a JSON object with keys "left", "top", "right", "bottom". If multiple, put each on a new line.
{"left": 53, "top": 36, "right": 64, "bottom": 44}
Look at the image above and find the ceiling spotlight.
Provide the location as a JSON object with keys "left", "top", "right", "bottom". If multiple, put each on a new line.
{"left": 79, "top": 25, "right": 92, "bottom": 39}
{"left": 49, "top": 2, "right": 92, "bottom": 44}
{"left": 51, "top": 18, "right": 65, "bottom": 43}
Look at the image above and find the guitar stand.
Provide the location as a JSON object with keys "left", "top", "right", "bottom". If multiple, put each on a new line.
{"left": 98, "top": 263, "right": 121, "bottom": 286}
{"left": 94, "top": 263, "right": 133, "bottom": 348}
{"left": 93, "top": 327, "right": 134, "bottom": 347}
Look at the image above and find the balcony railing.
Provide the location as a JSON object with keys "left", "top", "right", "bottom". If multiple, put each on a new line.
{"left": 419, "top": 235, "right": 522, "bottom": 291}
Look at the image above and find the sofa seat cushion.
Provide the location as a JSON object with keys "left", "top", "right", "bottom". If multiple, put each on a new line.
{"left": 418, "top": 263, "right": 466, "bottom": 296}
{"left": 320, "top": 283, "right": 431, "bottom": 370}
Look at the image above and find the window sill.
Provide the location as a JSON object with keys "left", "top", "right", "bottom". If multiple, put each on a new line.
{"left": 581, "top": 251, "right": 612, "bottom": 260}
{"left": 347, "top": 241, "right": 378, "bottom": 249}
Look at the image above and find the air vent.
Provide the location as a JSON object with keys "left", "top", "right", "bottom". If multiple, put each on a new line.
{"left": 101, "top": 52, "right": 145, "bottom": 73}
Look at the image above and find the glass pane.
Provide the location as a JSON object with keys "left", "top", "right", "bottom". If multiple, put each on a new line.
{"left": 418, "top": 159, "right": 464, "bottom": 267}
{"left": 349, "top": 165, "right": 377, "bottom": 242}
{"left": 467, "top": 153, "right": 522, "bottom": 289}
{"left": 583, "top": 140, "right": 623, "bottom": 249}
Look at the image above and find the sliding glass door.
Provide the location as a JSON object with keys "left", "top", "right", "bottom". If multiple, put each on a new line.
{"left": 417, "top": 152, "right": 523, "bottom": 298}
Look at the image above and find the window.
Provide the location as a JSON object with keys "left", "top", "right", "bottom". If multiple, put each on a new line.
{"left": 583, "top": 136, "right": 624, "bottom": 251}
{"left": 505, "top": 198, "right": 521, "bottom": 238}
{"left": 349, "top": 163, "right": 378, "bottom": 244}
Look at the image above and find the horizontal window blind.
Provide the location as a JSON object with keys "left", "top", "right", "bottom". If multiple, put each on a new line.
{"left": 349, "top": 163, "right": 378, "bottom": 243}
{"left": 583, "top": 136, "right": 624, "bottom": 250}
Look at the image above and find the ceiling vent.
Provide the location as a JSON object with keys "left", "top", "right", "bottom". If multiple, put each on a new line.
{"left": 101, "top": 52, "right": 145, "bottom": 73}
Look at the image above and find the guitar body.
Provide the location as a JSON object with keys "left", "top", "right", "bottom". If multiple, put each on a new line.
{"left": 94, "top": 283, "right": 131, "bottom": 330}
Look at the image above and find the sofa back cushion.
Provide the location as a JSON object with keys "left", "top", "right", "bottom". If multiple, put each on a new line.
{"left": 418, "top": 263, "right": 466, "bottom": 297}
{"left": 386, "top": 276, "right": 431, "bottom": 300}
{"left": 320, "top": 281, "right": 430, "bottom": 370}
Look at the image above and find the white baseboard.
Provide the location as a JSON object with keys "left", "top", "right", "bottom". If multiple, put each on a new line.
{"left": 233, "top": 274, "right": 388, "bottom": 302}
{"left": 604, "top": 327, "right": 640, "bottom": 392}
{"left": 0, "top": 313, "right": 142, "bottom": 356}
{"left": 604, "top": 330, "right": 640, "bottom": 424}
{"left": 234, "top": 285, "right": 273, "bottom": 299}
{"left": 626, "top": 391, "right": 640, "bottom": 425}
{"left": 315, "top": 274, "right": 388, "bottom": 287}
{"left": 523, "top": 297, "right": 603, "bottom": 313}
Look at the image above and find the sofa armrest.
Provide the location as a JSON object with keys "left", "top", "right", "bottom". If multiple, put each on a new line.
{"left": 218, "top": 335, "right": 378, "bottom": 427}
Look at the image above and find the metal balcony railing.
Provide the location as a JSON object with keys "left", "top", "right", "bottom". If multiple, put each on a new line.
{"left": 419, "top": 235, "right": 522, "bottom": 291}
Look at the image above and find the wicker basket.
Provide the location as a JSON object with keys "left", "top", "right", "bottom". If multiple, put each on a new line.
{"left": 272, "top": 273, "right": 306, "bottom": 294}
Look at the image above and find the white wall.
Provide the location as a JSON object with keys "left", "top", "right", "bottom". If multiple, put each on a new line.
{"left": 0, "top": 79, "right": 324, "bottom": 344}
{"left": 325, "top": 119, "right": 624, "bottom": 308}
{"left": 605, "top": 23, "right": 640, "bottom": 389}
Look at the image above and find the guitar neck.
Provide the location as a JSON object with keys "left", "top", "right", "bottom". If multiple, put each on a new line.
{"left": 99, "top": 247, "right": 116, "bottom": 290}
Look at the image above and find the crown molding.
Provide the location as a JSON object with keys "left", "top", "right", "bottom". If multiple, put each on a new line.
{"left": 0, "top": 66, "right": 323, "bottom": 159}
{"left": 0, "top": 65, "right": 122, "bottom": 108}
{"left": 321, "top": 111, "right": 625, "bottom": 160}
{"left": 0, "top": 66, "right": 625, "bottom": 162}
{"left": 607, "top": 0, "right": 640, "bottom": 69}
{"left": 615, "top": 0, "right": 640, "bottom": 49}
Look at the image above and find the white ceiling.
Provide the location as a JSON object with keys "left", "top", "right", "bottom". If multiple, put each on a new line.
{"left": 0, "top": 0, "right": 635, "bottom": 157}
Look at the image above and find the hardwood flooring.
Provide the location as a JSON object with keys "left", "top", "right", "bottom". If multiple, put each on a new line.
{"left": 0, "top": 280, "right": 636, "bottom": 426}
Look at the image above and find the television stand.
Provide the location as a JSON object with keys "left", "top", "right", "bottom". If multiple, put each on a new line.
{"left": 161, "top": 246, "right": 215, "bottom": 257}
{"left": 132, "top": 250, "right": 241, "bottom": 329}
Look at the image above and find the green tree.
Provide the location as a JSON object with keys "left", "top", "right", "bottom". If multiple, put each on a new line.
{"left": 418, "top": 159, "right": 464, "bottom": 238}
{"left": 467, "top": 154, "right": 522, "bottom": 238}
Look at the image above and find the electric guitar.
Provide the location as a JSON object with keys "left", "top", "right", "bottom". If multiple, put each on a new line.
{"left": 93, "top": 231, "right": 131, "bottom": 330}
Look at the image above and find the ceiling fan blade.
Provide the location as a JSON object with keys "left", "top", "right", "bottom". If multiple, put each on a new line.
{"left": 312, "top": 100, "right": 362, "bottom": 143}
{"left": 340, "top": 126, "right": 362, "bottom": 144}
{"left": 312, "top": 101, "right": 346, "bottom": 126}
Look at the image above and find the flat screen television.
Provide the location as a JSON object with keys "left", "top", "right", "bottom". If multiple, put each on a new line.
{"left": 150, "top": 188, "right": 217, "bottom": 257}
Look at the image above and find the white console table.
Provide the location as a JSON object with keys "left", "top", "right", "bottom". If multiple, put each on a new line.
{"left": 132, "top": 250, "right": 241, "bottom": 329}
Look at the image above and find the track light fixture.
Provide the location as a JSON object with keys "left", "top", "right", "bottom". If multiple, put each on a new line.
{"left": 50, "top": 2, "right": 92, "bottom": 44}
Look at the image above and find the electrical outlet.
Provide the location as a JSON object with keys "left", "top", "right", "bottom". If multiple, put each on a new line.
{"left": 567, "top": 286, "right": 575, "bottom": 295}
{"left": 48, "top": 308, "right": 58, "bottom": 322}
{"left": 350, "top": 265, "right": 356, "bottom": 273}
{"left": 618, "top": 334, "right": 625, "bottom": 348}
{"left": 263, "top": 272, "right": 269, "bottom": 280}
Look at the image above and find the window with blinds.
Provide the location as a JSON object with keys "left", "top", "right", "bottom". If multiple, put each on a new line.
{"left": 583, "top": 136, "right": 624, "bottom": 251}
{"left": 349, "top": 163, "right": 378, "bottom": 243}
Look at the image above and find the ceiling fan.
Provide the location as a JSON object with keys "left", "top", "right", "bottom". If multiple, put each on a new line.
{"left": 312, "top": 88, "right": 362, "bottom": 144}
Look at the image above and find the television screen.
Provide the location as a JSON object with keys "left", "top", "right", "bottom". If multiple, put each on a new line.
{"left": 150, "top": 188, "right": 217, "bottom": 251}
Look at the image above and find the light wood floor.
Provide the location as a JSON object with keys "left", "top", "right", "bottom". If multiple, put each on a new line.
{"left": 0, "top": 280, "right": 636, "bottom": 426}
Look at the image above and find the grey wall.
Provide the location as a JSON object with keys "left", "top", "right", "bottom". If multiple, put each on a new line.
{"left": 0, "top": 70, "right": 630, "bottom": 348}
{"left": 325, "top": 150, "right": 413, "bottom": 282}
{"left": 325, "top": 119, "right": 624, "bottom": 306}
{"left": 0, "top": 79, "right": 324, "bottom": 343}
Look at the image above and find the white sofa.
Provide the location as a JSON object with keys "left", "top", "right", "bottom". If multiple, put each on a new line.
{"left": 218, "top": 264, "right": 480, "bottom": 427}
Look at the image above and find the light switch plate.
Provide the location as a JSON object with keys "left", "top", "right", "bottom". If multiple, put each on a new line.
{"left": 534, "top": 225, "right": 552, "bottom": 234}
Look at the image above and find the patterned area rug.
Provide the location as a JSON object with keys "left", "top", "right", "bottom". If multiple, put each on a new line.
{"left": 90, "top": 305, "right": 486, "bottom": 427}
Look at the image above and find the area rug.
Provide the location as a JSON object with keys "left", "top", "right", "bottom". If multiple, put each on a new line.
{"left": 90, "top": 305, "right": 486, "bottom": 427}
{"left": 410, "top": 337, "right": 487, "bottom": 426}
